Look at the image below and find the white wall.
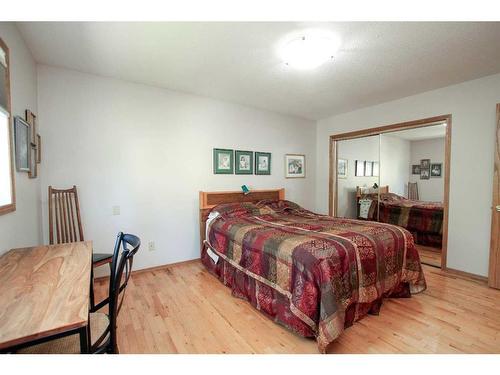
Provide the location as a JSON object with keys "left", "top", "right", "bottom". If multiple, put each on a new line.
{"left": 337, "top": 136, "right": 379, "bottom": 218}
{"left": 316, "top": 73, "right": 500, "bottom": 277}
{"left": 380, "top": 135, "right": 410, "bottom": 197}
{"left": 409, "top": 137, "right": 445, "bottom": 202}
{"left": 37, "top": 65, "right": 316, "bottom": 271}
{"left": 0, "top": 23, "right": 41, "bottom": 254}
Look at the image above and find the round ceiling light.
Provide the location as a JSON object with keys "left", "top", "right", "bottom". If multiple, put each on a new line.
{"left": 279, "top": 31, "right": 341, "bottom": 70}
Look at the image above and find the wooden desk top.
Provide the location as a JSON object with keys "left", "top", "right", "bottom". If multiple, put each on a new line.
{"left": 0, "top": 241, "right": 92, "bottom": 350}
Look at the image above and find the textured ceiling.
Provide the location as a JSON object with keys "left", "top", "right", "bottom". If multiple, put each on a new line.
{"left": 16, "top": 22, "right": 500, "bottom": 120}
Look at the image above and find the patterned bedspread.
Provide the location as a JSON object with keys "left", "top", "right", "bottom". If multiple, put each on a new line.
{"left": 205, "top": 200, "right": 426, "bottom": 352}
{"left": 362, "top": 193, "right": 443, "bottom": 247}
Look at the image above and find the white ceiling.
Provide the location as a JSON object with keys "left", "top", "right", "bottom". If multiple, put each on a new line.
{"left": 16, "top": 22, "right": 500, "bottom": 121}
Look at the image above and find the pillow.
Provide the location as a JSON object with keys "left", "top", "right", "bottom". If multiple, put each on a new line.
{"left": 213, "top": 202, "right": 274, "bottom": 218}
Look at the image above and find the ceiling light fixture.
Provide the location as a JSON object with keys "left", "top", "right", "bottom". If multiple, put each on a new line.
{"left": 279, "top": 30, "right": 341, "bottom": 70}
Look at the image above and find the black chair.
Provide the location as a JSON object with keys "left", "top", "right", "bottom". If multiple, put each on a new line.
{"left": 18, "top": 232, "right": 141, "bottom": 354}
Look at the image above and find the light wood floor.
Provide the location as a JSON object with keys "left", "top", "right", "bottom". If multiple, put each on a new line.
{"left": 416, "top": 244, "right": 442, "bottom": 268}
{"left": 94, "top": 260, "right": 500, "bottom": 354}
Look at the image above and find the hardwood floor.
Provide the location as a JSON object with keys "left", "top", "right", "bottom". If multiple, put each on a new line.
{"left": 416, "top": 244, "right": 442, "bottom": 268}
{"left": 94, "top": 260, "right": 500, "bottom": 354}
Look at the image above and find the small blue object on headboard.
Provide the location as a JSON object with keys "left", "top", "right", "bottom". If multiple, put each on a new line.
{"left": 241, "top": 185, "right": 250, "bottom": 195}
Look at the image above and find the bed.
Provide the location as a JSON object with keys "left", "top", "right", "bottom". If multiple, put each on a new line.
{"left": 199, "top": 189, "right": 426, "bottom": 352}
{"left": 356, "top": 186, "right": 443, "bottom": 247}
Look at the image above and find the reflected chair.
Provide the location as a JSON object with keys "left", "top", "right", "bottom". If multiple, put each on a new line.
{"left": 408, "top": 182, "right": 419, "bottom": 200}
{"left": 18, "top": 232, "right": 141, "bottom": 354}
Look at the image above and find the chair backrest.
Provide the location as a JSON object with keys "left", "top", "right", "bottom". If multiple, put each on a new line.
{"left": 48, "top": 185, "right": 84, "bottom": 245}
{"left": 408, "top": 182, "right": 419, "bottom": 200}
{"left": 108, "top": 232, "right": 141, "bottom": 353}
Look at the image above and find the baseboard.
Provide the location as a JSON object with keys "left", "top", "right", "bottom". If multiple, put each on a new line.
{"left": 443, "top": 267, "right": 488, "bottom": 283}
{"left": 94, "top": 258, "right": 201, "bottom": 282}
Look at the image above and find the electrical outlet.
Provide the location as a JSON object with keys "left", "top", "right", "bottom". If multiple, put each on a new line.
{"left": 148, "top": 241, "right": 155, "bottom": 251}
{"left": 112, "top": 206, "right": 120, "bottom": 215}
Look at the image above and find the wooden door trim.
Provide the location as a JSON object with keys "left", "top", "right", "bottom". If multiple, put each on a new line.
{"left": 328, "top": 114, "right": 452, "bottom": 270}
{"left": 488, "top": 104, "right": 500, "bottom": 288}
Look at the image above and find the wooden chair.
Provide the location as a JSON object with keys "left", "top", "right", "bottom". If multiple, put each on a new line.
{"left": 48, "top": 186, "right": 113, "bottom": 267}
{"left": 18, "top": 232, "right": 141, "bottom": 354}
{"left": 408, "top": 182, "right": 419, "bottom": 200}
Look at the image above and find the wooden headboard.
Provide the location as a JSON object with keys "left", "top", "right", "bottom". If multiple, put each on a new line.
{"left": 199, "top": 188, "right": 285, "bottom": 254}
{"left": 356, "top": 185, "right": 389, "bottom": 198}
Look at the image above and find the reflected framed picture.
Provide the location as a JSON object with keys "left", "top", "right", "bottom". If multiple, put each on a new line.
{"left": 420, "top": 168, "right": 430, "bottom": 180}
{"left": 255, "top": 152, "right": 271, "bottom": 175}
{"left": 285, "top": 154, "right": 305, "bottom": 178}
{"left": 235, "top": 150, "right": 253, "bottom": 175}
{"left": 355, "top": 160, "right": 364, "bottom": 177}
{"left": 431, "top": 163, "right": 442, "bottom": 177}
{"left": 412, "top": 165, "right": 421, "bottom": 175}
{"left": 420, "top": 159, "right": 430, "bottom": 169}
{"left": 372, "top": 162, "right": 379, "bottom": 177}
{"left": 364, "top": 161, "right": 373, "bottom": 177}
{"left": 337, "top": 158, "right": 348, "bottom": 179}
{"left": 213, "top": 148, "right": 233, "bottom": 174}
{"left": 14, "top": 116, "right": 31, "bottom": 172}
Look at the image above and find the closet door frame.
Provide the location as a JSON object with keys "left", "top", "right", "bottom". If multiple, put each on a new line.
{"left": 329, "top": 114, "right": 452, "bottom": 270}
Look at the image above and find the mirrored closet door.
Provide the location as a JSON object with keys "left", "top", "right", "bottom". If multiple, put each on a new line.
{"left": 332, "top": 117, "right": 450, "bottom": 269}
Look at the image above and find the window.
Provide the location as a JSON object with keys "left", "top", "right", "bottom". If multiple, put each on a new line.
{"left": 0, "top": 38, "right": 15, "bottom": 215}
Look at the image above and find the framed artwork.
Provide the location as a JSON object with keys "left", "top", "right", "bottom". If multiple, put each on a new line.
{"left": 412, "top": 165, "right": 421, "bottom": 174}
{"left": 14, "top": 116, "right": 31, "bottom": 172}
{"left": 285, "top": 154, "right": 305, "bottom": 178}
{"left": 337, "top": 158, "right": 348, "bottom": 179}
{"left": 431, "top": 163, "right": 442, "bottom": 177}
{"left": 355, "top": 160, "right": 364, "bottom": 177}
{"left": 364, "top": 161, "right": 373, "bottom": 177}
{"left": 255, "top": 152, "right": 271, "bottom": 175}
{"left": 235, "top": 150, "right": 253, "bottom": 174}
{"left": 420, "top": 168, "right": 430, "bottom": 180}
{"left": 36, "top": 134, "right": 41, "bottom": 163}
{"left": 420, "top": 159, "right": 430, "bottom": 169}
{"left": 28, "top": 144, "right": 37, "bottom": 179}
{"left": 25, "top": 109, "right": 37, "bottom": 145}
{"left": 372, "top": 162, "right": 379, "bottom": 177}
{"left": 213, "top": 148, "right": 234, "bottom": 174}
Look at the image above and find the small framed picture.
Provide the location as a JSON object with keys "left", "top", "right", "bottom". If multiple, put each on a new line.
{"left": 25, "top": 109, "right": 37, "bottom": 145}
{"left": 14, "top": 116, "right": 31, "bottom": 172}
{"left": 213, "top": 148, "right": 234, "bottom": 174}
{"left": 36, "top": 134, "right": 41, "bottom": 163}
{"left": 420, "top": 159, "right": 430, "bottom": 169}
{"left": 28, "top": 144, "right": 37, "bottom": 179}
{"left": 255, "top": 152, "right": 271, "bottom": 175}
{"left": 364, "top": 161, "right": 373, "bottom": 177}
{"left": 285, "top": 154, "right": 305, "bottom": 178}
{"left": 412, "top": 165, "right": 421, "bottom": 174}
{"left": 235, "top": 150, "right": 253, "bottom": 174}
{"left": 420, "top": 168, "right": 430, "bottom": 180}
{"left": 337, "top": 158, "right": 348, "bottom": 179}
{"left": 372, "top": 162, "right": 379, "bottom": 177}
{"left": 431, "top": 163, "right": 442, "bottom": 177}
{"left": 355, "top": 160, "right": 364, "bottom": 177}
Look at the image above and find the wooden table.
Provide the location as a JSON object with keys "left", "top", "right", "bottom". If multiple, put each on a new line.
{"left": 0, "top": 241, "right": 92, "bottom": 353}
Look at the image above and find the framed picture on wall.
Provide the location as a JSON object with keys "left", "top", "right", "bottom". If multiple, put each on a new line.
{"left": 355, "top": 160, "right": 364, "bottom": 176}
{"left": 420, "top": 168, "right": 430, "bottom": 180}
{"left": 420, "top": 159, "right": 430, "bottom": 169}
{"left": 213, "top": 148, "right": 234, "bottom": 174}
{"left": 285, "top": 154, "right": 305, "bottom": 178}
{"left": 255, "top": 152, "right": 271, "bottom": 175}
{"left": 372, "top": 162, "right": 379, "bottom": 177}
{"left": 337, "top": 158, "right": 348, "bottom": 179}
{"left": 14, "top": 116, "right": 31, "bottom": 172}
{"left": 364, "top": 161, "right": 373, "bottom": 177}
{"left": 431, "top": 163, "right": 442, "bottom": 177}
{"left": 412, "top": 165, "right": 421, "bottom": 174}
{"left": 235, "top": 150, "right": 253, "bottom": 174}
